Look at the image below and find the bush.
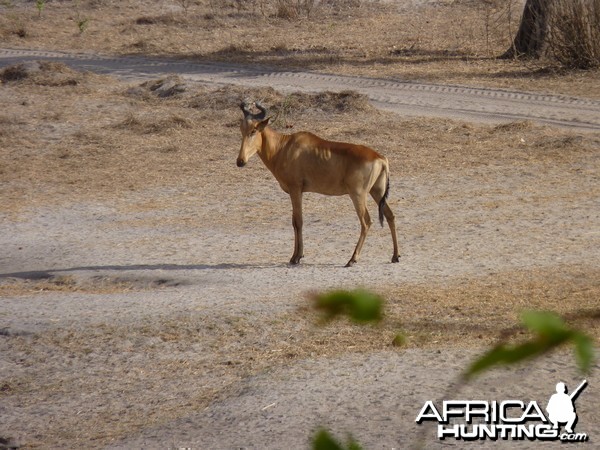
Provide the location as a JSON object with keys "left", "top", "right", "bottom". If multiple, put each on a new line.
{"left": 548, "top": 0, "right": 600, "bottom": 69}
{"left": 274, "top": 0, "right": 316, "bottom": 19}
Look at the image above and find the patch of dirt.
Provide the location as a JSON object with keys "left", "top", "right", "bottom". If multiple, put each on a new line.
{"left": 186, "top": 84, "right": 374, "bottom": 116}
{"left": 0, "top": 60, "right": 94, "bottom": 86}
{"left": 138, "top": 75, "right": 188, "bottom": 98}
{"left": 0, "top": 274, "right": 184, "bottom": 296}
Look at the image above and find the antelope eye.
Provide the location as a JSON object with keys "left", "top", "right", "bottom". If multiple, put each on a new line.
{"left": 249, "top": 129, "right": 257, "bottom": 136}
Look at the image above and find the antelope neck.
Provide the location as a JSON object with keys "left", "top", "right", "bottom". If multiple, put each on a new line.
{"left": 258, "top": 127, "right": 288, "bottom": 169}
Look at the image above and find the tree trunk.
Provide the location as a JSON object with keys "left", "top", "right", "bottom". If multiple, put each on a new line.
{"left": 501, "top": 0, "right": 553, "bottom": 59}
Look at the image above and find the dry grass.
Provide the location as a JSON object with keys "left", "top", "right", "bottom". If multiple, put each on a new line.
{"left": 2, "top": 265, "right": 597, "bottom": 448}
{"left": 1, "top": 62, "right": 598, "bottom": 214}
{"left": 0, "top": 0, "right": 599, "bottom": 98}
{"left": 383, "top": 264, "right": 600, "bottom": 348}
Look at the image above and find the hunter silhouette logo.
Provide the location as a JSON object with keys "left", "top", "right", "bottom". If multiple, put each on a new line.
{"left": 546, "top": 380, "right": 587, "bottom": 435}
{"left": 416, "top": 379, "right": 589, "bottom": 442}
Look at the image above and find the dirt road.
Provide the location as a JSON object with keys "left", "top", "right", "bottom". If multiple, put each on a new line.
{"left": 2, "top": 48, "right": 600, "bottom": 130}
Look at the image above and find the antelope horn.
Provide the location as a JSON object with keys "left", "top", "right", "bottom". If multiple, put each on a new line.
{"left": 240, "top": 99, "right": 253, "bottom": 118}
{"left": 254, "top": 101, "right": 268, "bottom": 120}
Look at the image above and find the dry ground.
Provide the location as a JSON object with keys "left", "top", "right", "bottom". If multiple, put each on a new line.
{"left": 0, "top": 0, "right": 599, "bottom": 98}
{"left": 0, "top": 60, "right": 599, "bottom": 448}
{"left": 1, "top": 0, "right": 600, "bottom": 448}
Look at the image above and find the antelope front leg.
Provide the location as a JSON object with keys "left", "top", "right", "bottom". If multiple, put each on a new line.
{"left": 289, "top": 189, "right": 304, "bottom": 265}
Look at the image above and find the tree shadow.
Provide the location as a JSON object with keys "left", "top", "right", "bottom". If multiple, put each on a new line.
{"left": 123, "top": 46, "right": 493, "bottom": 75}
{"left": 173, "top": 47, "right": 563, "bottom": 85}
{"left": 197, "top": 46, "right": 494, "bottom": 70}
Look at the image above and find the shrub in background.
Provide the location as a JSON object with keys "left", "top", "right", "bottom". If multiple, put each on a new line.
{"left": 548, "top": 0, "right": 600, "bottom": 69}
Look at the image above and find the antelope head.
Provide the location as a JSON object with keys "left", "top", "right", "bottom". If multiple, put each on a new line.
{"left": 237, "top": 100, "right": 270, "bottom": 167}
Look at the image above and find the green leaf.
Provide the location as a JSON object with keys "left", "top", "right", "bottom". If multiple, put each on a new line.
{"left": 465, "top": 310, "right": 595, "bottom": 380}
{"left": 521, "top": 310, "right": 567, "bottom": 335}
{"left": 313, "top": 289, "right": 383, "bottom": 323}
{"left": 312, "top": 429, "right": 343, "bottom": 450}
{"left": 466, "top": 342, "right": 539, "bottom": 378}
{"left": 312, "top": 429, "right": 363, "bottom": 450}
{"left": 347, "top": 439, "right": 363, "bottom": 450}
{"left": 573, "top": 332, "right": 594, "bottom": 374}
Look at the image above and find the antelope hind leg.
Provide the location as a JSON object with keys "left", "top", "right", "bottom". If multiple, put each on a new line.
{"left": 346, "top": 193, "right": 372, "bottom": 267}
{"left": 385, "top": 202, "right": 400, "bottom": 263}
{"left": 370, "top": 188, "right": 400, "bottom": 263}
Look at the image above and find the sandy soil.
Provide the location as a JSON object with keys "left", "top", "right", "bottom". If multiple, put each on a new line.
{"left": 0, "top": 61, "right": 598, "bottom": 448}
{"left": 0, "top": 1, "right": 599, "bottom": 448}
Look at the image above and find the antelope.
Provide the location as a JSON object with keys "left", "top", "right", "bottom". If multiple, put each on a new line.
{"left": 237, "top": 100, "right": 400, "bottom": 267}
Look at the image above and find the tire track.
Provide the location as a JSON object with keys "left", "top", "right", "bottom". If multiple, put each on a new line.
{"left": 2, "top": 48, "right": 600, "bottom": 130}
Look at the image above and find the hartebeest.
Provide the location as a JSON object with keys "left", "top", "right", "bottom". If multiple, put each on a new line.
{"left": 237, "top": 100, "right": 400, "bottom": 267}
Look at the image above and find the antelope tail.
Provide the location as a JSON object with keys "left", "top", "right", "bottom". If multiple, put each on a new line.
{"left": 378, "top": 165, "right": 390, "bottom": 227}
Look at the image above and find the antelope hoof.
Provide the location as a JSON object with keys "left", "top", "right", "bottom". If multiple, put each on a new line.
{"left": 392, "top": 255, "right": 400, "bottom": 263}
{"left": 345, "top": 260, "right": 356, "bottom": 268}
{"left": 289, "top": 255, "right": 303, "bottom": 265}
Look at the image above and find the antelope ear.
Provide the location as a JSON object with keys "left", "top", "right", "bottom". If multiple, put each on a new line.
{"left": 256, "top": 116, "right": 271, "bottom": 131}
